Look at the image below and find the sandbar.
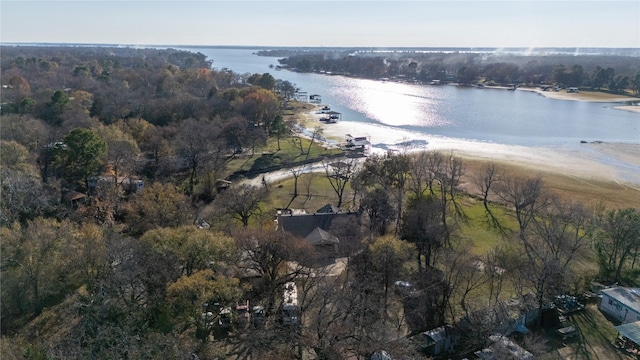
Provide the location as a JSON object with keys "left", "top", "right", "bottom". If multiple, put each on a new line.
{"left": 519, "top": 87, "right": 640, "bottom": 113}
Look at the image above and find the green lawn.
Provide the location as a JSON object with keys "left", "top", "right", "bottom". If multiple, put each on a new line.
{"left": 223, "top": 135, "right": 343, "bottom": 177}
{"left": 456, "top": 196, "right": 517, "bottom": 256}
{"left": 263, "top": 172, "right": 355, "bottom": 212}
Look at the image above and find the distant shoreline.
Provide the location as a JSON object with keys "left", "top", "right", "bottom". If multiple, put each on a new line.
{"left": 5, "top": 43, "right": 640, "bottom": 56}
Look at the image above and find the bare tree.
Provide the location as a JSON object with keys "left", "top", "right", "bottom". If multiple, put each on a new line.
{"left": 532, "top": 200, "right": 591, "bottom": 272}
{"left": 96, "top": 123, "right": 141, "bottom": 183}
{"left": 499, "top": 192, "right": 590, "bottom": 323}
{"left": 235, "top": 228, "right": 315, "bottom": 314}
{"left": 323, "top": 159, "right": 357, "bottom": 209}
{"left": 474, "top": 161, "right": 504, "bottom": 231}
{"left": 303, "top": 171, "right": 315, "bottom": 201}
{"left": 590, "top": 207, "right": 640, "bottom": 283}
{"left": 400, "top": 195, "right": 446, "bottom": 271}
{"left": 485, "top": 246, "right": 506, "bottom": 307}
{"left": 0, "top": 168, "right": 59, "bottom": 227}
{"left": 425, "top": 151, "right": 445, "bottom": 196}
{"left": 173, "top": 117, "right": 226, "bottom": 196}
{"left": 495, "top": 174, "right": 547, "bottom": 242}
{"left": 443, "top": 152, "right": 466, "bottom": 219}
{"left": 246, "top": 125, "right": 267, "bottom": 156}
{"left": 433, "top": 153, "right": 465, "bottom": 244}
{"left": 439, "top": 243, "right": 489, "bottom": 319}
{"left": 329, "top": 215, "right": 363, "bottom": 260}
{"left": 289, "top": 137, "right": 305, "bottom": 156}
{"left": 305, "top": 126, "right": 324, "bottom": 160}
{"left": 214, "top": 183, "right": 269, "bottom": 227}
{"left": 408, "top": 151, "right": 435, "bottom": 197}
{"left": 360, "top": 188, "right": 396, "bottom": 238}
{"left": 285, "top": 165, "right": 307, "bottom": 208}
{"left": 221, "top": 116, "right": 248, "bottom": 155}
{"left": 496, "top": 175, "right": 550, "bottom": 308}
{"left": 356, "top": 152, "right": 411, "bottom": 233}
{"left": 305, "top": 278, "right": 352, "bottom": 359}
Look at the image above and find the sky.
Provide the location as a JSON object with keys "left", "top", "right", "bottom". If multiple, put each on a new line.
{"left": 1, "top": 0, "right": 639, "bottom": 48}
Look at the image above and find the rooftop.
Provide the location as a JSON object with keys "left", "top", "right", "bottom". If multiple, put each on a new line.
{"left": 615, "top": 321, "right": 640, "bottom": 345}
{"left": 601, "top": 287, "right": 640, "bottom": 312}
{"left": 277, "top": 206, "right": 355, "bottom": 240}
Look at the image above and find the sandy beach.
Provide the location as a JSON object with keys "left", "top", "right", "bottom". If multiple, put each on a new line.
{"left": 518, "top": 87, "right": 640, "bottom": 113}
{"left": 298, "top": 102, "right": 640, "bottom": 190}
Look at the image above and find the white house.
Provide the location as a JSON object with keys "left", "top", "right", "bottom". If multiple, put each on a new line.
{"left": 599, "top": 287, "right": 640, "bottom": 324}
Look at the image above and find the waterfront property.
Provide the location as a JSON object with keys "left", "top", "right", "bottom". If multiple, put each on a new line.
{"left": 320, "top": 110, "right": 342, "bottom": 123}
{"left": 343, "top": 134, "right": 371, "bottom": 155}
{"left": 309, "top": 94, "right": 322, "bottom": 103}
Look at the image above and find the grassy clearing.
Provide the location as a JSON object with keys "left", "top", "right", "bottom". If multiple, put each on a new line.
{"left": 460, "top": 157, "right": 640, "bottom": 210}
{"left": 222, "top": 135, "right": 343, "bottom": 176}
{"left": 263, "top": 173, "right": 355, "bottom": 212}
{"left": 455, "top": 196, "right": 517, "bottom": 256}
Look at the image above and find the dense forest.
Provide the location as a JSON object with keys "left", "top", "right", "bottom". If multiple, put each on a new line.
{"left": 1, "top": 46, "right": 639, "bottom": 359}
{"left": 262, "top": 49, "right": 640, "bottom": 93}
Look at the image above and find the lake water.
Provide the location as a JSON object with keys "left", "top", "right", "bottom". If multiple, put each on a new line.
{"left": 4, "top": 43, "right": 636, "bottom": 183}
{"left": 185, "top": 47, "right": 639, "bottom": 147}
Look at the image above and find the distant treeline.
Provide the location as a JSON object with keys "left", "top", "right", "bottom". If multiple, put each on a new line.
{"left": 260, "top": 49, "right": 640, "bottom": 93}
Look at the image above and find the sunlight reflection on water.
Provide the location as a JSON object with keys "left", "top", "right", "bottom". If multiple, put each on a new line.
{"left": 330, "top": 77, "right": 450, "bottom": 127}
{"left": 195, "top": 47, "right": 640, "bottom": 184}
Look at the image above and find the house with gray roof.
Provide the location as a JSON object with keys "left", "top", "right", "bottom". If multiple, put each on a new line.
{"left": 410, "top": 324, "right": 459, "bottom": 356}
{"left": 276, "top": 204, "right": 358, "bottom": 257}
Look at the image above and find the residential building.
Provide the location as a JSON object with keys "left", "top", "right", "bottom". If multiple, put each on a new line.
{"left": 599, "top": 287, "right": 640, "bottom": 324}
{"left": 276, "top": 204, "right": 358, "bottom": 257}
{"left": 410, "top": 324, "right": 459, "bottom": 356}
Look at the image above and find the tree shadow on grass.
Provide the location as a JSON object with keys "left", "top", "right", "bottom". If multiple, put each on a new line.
{"left": 569, "top": 306, "right": 633, "bottom": 360}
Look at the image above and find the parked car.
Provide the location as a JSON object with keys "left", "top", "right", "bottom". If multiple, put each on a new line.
{"left": 218, "top": 307, "right": 232, "bottom": 328}
{"left": 394, "top": 280, "right": 415, "bottom": 297}
{"left": 252, "top": 305, "right": 265, "bottom": 325}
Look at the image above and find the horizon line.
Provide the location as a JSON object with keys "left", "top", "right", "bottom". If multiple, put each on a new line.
{"left": 2, "top": 42, "right": 639, "bottom": 50}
